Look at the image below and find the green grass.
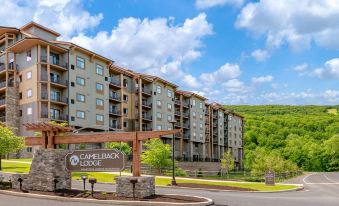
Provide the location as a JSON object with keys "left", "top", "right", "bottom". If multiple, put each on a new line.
{"left": 7, "top": 158, "right": 33, "bottom": 162}
{"left": 327, "top": 109, "right": 338, "bottom": 115}
{"left": 0, "top": 160, "right": 300, "bottom": 191}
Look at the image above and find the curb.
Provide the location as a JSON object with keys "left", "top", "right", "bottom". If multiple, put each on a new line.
{"left": 158, "top": 184, "right": 304, "bottom": 193}
{"left": 0, "top": 190, "right": 213, "bottom": 206}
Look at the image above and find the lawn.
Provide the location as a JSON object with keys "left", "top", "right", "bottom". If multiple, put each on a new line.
{"left": 0, "top": 160, "right": 300, "bottom": 191}
{"left": 7, "top": 158, "right": 33, "bottom": 162}
{"left": 327, "top": 108, "right": 338, "bottom": 115}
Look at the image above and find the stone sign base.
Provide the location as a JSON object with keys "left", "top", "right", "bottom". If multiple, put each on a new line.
{"left": 12, "top": 149, "right": 71, "bottom": 191}
{"left": 115, "top": 176, "right": 155, "bottom": 198}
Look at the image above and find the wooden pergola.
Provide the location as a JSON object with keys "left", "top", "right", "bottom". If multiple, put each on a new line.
{"left": 24, "top": 123, "right": 182, "bottom": 176}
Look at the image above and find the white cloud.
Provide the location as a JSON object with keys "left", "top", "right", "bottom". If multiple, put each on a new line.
{"left": 293, "top": 63, "right": 309, "bottom": 73}
{"left": 200, "top": 63, "right": 241, "bottom": 84}
{"left": 235, "top": 0, "right": 339, "bottom": 50}
{"left": 71, "top": 13, "right": 213, "bottom": 82}
{"left": 251, "top": 49, "right": 270, "bottom": 62}
{"left": 0, "top": 0, "right": 103, "bottom": 38}
{"left": 195, "top": 0, "right": 244, "bottom": 9}
{"left": 311, "top": 58, "right": 339, "bottom": 79}
{"left": 222, "top": 79, "right": 247, "bottom": 93}
{"left": 182, "top": 74, "right": 200, "bottom": 88}
{"left": 251, "top": 75, "right": 273, "bottom": 84}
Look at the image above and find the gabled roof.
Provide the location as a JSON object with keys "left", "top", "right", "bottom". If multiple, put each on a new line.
{"left": 177, "top": 90, "right": 207, "bottom": 100}
{"left": 139, "top": 73, "right": 178, "bottom": 88}
{"left": 0, "top": 26, "right": 20, "bottom": 36}
{"left": 20, "top": 21, "right": 60, "bottom": 37}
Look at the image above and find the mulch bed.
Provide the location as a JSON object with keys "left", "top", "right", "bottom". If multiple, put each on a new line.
{"left": 4, "top": 189, "right": 206, "bottom": 203}
{"left": 175, "top": 183, "right": 258, "bottom": 191}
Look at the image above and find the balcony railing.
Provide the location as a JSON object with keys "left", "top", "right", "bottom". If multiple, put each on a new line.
{"left": 175, "top": 122, "right": 182, "bottom": 127}
{"left": 183, "top": 112, "right": 190, "bottom": 118}
{"left": 142, "top": 113, "right": 152, "bottom": 121}
{"left": 40, "top": 74, "right": 48, "bottom": 81}
{"left": 41, "top": 112, "right": 49, "bottom": 118}
{"left": 109, "top": 93, "right": 121, "bottom": 101}
{"left": 110, "top": 123, "right": 121, "bottom": 129}
{"left": 50, "top": 96, "right": 68, "bottom": 104}
{"left": 50, "top": 59, "right": 68, "bottom": 69}
{"left": 183, "top": 101, "right": 190, "bottom": 108}
{"left": 174, "top": 110, "right": 181, "bottom": 116}
{"left": 175, "top": 100, "right": 181, "bottom": 105}
{"left": 41, "top": 56, "right": 47, "bottom": 63}
{"left": 183, "top": 133, "right": 190, "bottom": 139}
{"left": 50, "top": 78, "right": 68, "bottom": 86}
{"left": 0, "top": 63, "right": 16, "bottom": 72}
{"left": 183, "top": 123, "right": 190, "bottom": 128}
{"left": 0, "top": 63, "right": 5, "bottom": 72}
{"left": 109, "top": 109, "right": 121, "bottom": 116}
{"left": 0, "top": 116, "right": 5, "bottom": 122}
{"left": 0, "top": 99, "right": 5, "bottom": 105}
{"left": 136, "top": 87, "right": 152, "bottom": 95}
{"left": 109, "top": 78, "right": 121, "bottom": 87}
{"left": 51, "top": 115, "right": 68, "bottom": 121}
{"left": 0, "top": 82, "right": 5, "bottom": 89}
{"left": 142, "top": 127, "right": 152, "bottom": 131}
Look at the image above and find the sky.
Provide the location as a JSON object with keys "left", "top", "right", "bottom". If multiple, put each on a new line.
{"left": 1, "top": 0, "right": 338, "bottom": 105}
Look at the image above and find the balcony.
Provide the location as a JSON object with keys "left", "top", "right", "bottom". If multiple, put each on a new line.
{"left": 142, "top": 127, "right": 152, "bottom": 131}
{"left": 0, "top": 63, "right": 5, "bottom": 72}
{"left": 0, "top": 63, "right": 16, "bottom": 73}
{"left": 0, "top": 98, "right": 5, "bottom": 106}
{"left": 174, "top": 100, "right": 181, "bottom": 106}
{"left": 0, "top": 82, "right": 5, "bottom": 89}
{"left": 40, "top": 92, "right": 48, "bottom": 100}
{"left": 109, "top": 109, "right": 122, "bottom": 116}
{"left": 174, "top": 122, "right": 182, "bottom": 128}
{"left": 109, "top": 78, "right": 121, "bottom": 88}
{"left": 50, "top": 59, "right": 68, "bottom": 70}
{"left": 109, "top": 93, "right": 121, "bottom": 102}
{"left": 205, "top": 110, "right": 210, "bottom": 116}
{"left": 183, "top": 132, "right": 190, "bottom": 139}
{"left": 50, "top": 96, "right": 68, "bottom": 105}
{"left": 41, "top": 56, "right": 47, "bottom": 63}
{"left": 50, "top": 114, "right": 68, "bottom": 121}
{"left": 110, "top": 123, "right": 121, "bottom": 130}
{"left": 136, "top": 100, "right": 152, "bottom": 109}
{"left": 182, "top": 101, "right": 190, "bottom": 108}
{"left": 213, "top": 114, "right": 218, "bottom": 119}
{"left": 183, "top": 112, "right": 190, "bottom": 118}
{"left": 40, "top": 73, "right": 48, "bottom": 81}
{"left": 174, "top": 110, "right": 181, "bottom": 116}
{"left": 136, "top": 87, "right": 152, "bottom": 96}
{"left": 182, "top": 123, "right": 190, "bottom": 129}
{"left": 142, "top": 113, "right": 152, "bottom": 121}
{"left": 50, "top": 78, "right": 68, "bottom": 87}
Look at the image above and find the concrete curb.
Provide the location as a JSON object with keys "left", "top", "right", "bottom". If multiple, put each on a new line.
{"left": 0, "top": 190, "right": 214, "bottom": 206}
{"left": 159, "top": 184, "right": 304, "bottom": 193}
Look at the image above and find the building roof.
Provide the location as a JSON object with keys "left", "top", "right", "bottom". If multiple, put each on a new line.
{"left": 177, "top": 90, "right": 207, "bottom": 100}
{"left": 139, "top": 73, "right": 178, "bottom": 88}
{"left": 6, "top": 37, "right": 68, "bottom": 53}
{"left": 0, "top": 26, "right": 20, "bottom": 36}
{"left": 20, "top": 21, "right": 61, "bottom": 37}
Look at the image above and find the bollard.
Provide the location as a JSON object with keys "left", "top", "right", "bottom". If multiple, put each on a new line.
{"left": 130, "top": 179, "right": 138, "bottom": 200}
{"left": 89, "top": 178, "right": 97, "bottom": 197}
{"left": 17, "top": 178, "right": 23, "bottom": 191}
{"left": 81, "top": 175, "right": 88, "bottom": 191}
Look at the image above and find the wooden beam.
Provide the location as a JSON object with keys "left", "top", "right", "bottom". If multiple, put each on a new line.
{"left": 54, "top": 133, "right": 136, "bottom": 144}
{"left": 136, "top": 129, "right": 182, "bottom": 141}
{"left": 25, "top": 137, "right": 43, "bottom": 146}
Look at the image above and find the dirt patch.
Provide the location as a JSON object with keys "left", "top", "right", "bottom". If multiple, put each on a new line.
{"left": 5, "top": 189, "right": 207, "bottom": 203}
{"left": 175, "top": 183, "right": 258, "bottom": 191}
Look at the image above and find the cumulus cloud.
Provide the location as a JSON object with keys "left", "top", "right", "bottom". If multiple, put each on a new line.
{"left": 235, "top": 0, "right": 339, "bottom": 50}
{"left": 182, "top": 74, "right": 200, "bottom": 88}
{"left": 222, "top": 79, "right": 247, "bottom": 93}
{"left": 200, "top": 63, "right": 242, "bottom": 84}
{"left": 251, "top": 49, "right": 270, "bottom": 62}
{"left": 71, "top": 13, "right": 213, "bottom": 81}
{"left": 311, "top": 58, "right": 339, "bottom": 79}
{"left": 293, "top": 63, "right": 309, "bottom": 73}
{"left": 195, "top": 0, "right": 244, "bottom": 9}
{"left": 0, "top": 0, "right": 103, "bottom": 38}
{"left": 252, "top": 75, "right": 273, "bottom": 84}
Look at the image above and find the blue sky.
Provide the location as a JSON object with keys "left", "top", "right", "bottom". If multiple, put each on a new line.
{"left": 1, "top": 0, "right": 338, "bottom": 105}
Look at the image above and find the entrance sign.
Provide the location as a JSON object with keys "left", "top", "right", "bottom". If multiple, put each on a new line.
{"left": 65, "top": 149, "right": 125, "bottom": 172}
{"left": 265, "top": 170, "right": 275, "bottom": 186}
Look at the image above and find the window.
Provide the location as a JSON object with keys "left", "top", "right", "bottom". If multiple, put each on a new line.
{"left": 76, "top": 56, "right": 85, "bottom": 69}
{"left": 193, "top": 132, "right": 196, "bottom": 137}
{"left": 96, "top": 114, "right": 104, "bottom": 122}
{"left": 199, "top": 114, "right": 203, "bottom": 119}
{"left": 199, "top": 102, "right": 203, "bottom": 109}
{"left": 123, "top": 95, "right": 128, "bottom": 102}
{"left": 50, "top": 109, "right": 60, "bottom": 120}
{"left": 76, "top": 111, "right": 85, "bottom": 119}
{"left": 229, "top": 115, "right": 232, "bottom": 120}
{"left": 124, "top": 121, "right": 128, "bottom": 128}
{"left": 192, "top": 99, "right": 196, "bottom": 106}
{"left": 157, "top": 112, "right": 162, "bottom": 120}
{"left": 193, "top": 122, "right": 196, "bottom": 128}
{"left": 96, "top": 83, "right": 104, "bottom": 91}
{"left": 26, "top": 50, "right": 31, "bottom": 61}
{"left": 200, "top": 123, "right": 203, "bottom": 129}
{"left": 123, "top": 108, "right": 128, "bottom": 115}
{"left": 192, "top": 111, "right": 196, "bottom": 118}
{"left": 167, "top": 103, "right": 172, "bottom": 110}
{"left": 156, "top": 85, "right": 162, "bottom": 94}
{"left": 96, "top": 64, "right": 104, "bottom": 75}
{"left": 157, "top": 100, "right": 162, "bottom": 107}
{"left": 199, "top": 133, "right": 203, "bottom": 140}
{"left": 76, "top": 76, "right": 85, "bottom": 86}
{"left": 50, "top": 90, "right": 60, "bottom": 101}
{"left": 167, "top": 89, "right": 172, "bottom": 98}
{"left": 26, "top": 71, "right": 32, "bottom": 80}
{"left": 27, "top": 89, "right": 32, "bottom": 98}
{"left": 76, "top": 93, "right": 85, "bottom": 102}
{"left": 27, "top": 107, "right": 32, "bottom": 115}
{"left": 123, "top": 79, "right": 128, "bottom": 87}
{"left": 157, "top": 125, "right": 162, "bottom": 131}
{"left": 96, "top": 98, "right": 104, "bottom": 106}
{"left": 167, "top": 115, "right": 172, "bottom": 121}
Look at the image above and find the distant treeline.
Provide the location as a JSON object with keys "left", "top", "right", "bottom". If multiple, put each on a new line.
{"left": 225, "top": 105, "right": 339, "bottom": 172}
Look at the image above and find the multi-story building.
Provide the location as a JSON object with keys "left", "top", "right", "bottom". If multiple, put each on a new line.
{"left": 0, "top": 22, "right": 243, "bottom": 165}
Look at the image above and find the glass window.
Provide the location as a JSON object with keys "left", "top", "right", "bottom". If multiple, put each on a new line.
{"left": 124, "top": 121, "right": 128, "bottom": 128}
{"left": 157, "top": 125, "right": 162, "bottom": 131}
{"left": 96, "top": 64, "right": 104, "bottom": 75}
{"left": 156, "top": 85, "right": 162, "bottom": 94}
{"left": 76, "top": 56, "right": 85, "bottom": 69}
{"left": 192, "top": 99, "right": 196, "bottom": 106}
{"left": 96, "top": 114, "right": 104, "bottom": 122}
{"left": 200, "top": 123, "right": 203, "bottom": 129}
{"left": 27, "top": 71, "right": 32, "bottom": 80}
{"left": 199, "top": 102, "right": 203, "bottom": 109}
{"left": 167, "top": 103, "right": 172, "bottom": 110}
{"left": 96, "top": 83, "right": 104, "bottom": 91}
{"left": 123, "top": 108, "right": 128, "bottom": 115}
{"left": 76, "top": 76, "right": 85, "bottom": 86}
{"left": 167, "top": 89, "right": 172, "bottom": 98}
{"left": 27, "top": 107, "right": 32, "bottom": 115}
{"left": 192, "top": 111, "right": 196, "bottom": 117}
{"left": 157, "top": 100, "right": 162, "bottom": 106}
{"left": 76, "top": 111, "right": 85, "bottom": 119}
{"left": 27, "top": 89, "right": 32, "bottom": 97}
{"left": 193, "top": 122, "right": 196, "bottom": 128}
{"left": 76, "top": 93, "right": 85, "bottom": 102}
{"left": 157, "top": 112, "right": 162, "bottom": 119}
{"left": 199, "top": 114, "right": 203, "bottom": 119}
{"left": 123, "top": 95, "right": 128, "bottom": 102}
{"left": 200, "top": 133, "right": 203, "bottom": 140}
{"left": 96, "top": 98, "right": 104, "bottom": 106}
{"left": 193, "top": 132, "right": 196, "bottom": 137}
{"left": 167, "top": 115, "right": 172, "bottom": 121}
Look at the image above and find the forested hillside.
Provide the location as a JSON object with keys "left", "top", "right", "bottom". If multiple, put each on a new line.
{"left": 225, "top": 105, "right": 339, "bottom": 172}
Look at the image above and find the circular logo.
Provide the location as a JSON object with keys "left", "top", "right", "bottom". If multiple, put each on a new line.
{"left": 70, "top": 155, "right": 80, "bottom": 166}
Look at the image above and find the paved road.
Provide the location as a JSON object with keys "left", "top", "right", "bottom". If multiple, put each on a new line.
{"left": 0, "top": 172, "right": 338, "bottom": 206}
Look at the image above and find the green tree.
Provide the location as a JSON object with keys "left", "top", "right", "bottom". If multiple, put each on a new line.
{"left": 220, "top": 151, "right": 235, "bottom": 176}
{"left": 141, "top": 139, "right": 172, "bottom": 173}
{"left": 105, "top": 142, "right": 132, "bottom": 156}
{"left": 322, "top": 135, "right": 339, "bottom": 171}
{"left": 0, "top": 125, "right": 25, "bottom": 170}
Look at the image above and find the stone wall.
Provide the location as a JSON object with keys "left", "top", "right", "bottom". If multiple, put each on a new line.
{"left": 115, "top": 176, "right": 155, "bottom": 198}
{"left": 6, "top": 87, "right": 19, "bottom": 134}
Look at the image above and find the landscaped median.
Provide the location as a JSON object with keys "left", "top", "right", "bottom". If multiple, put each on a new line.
{"left": 1, "top": 159, "right": 302, "bottom": 192}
